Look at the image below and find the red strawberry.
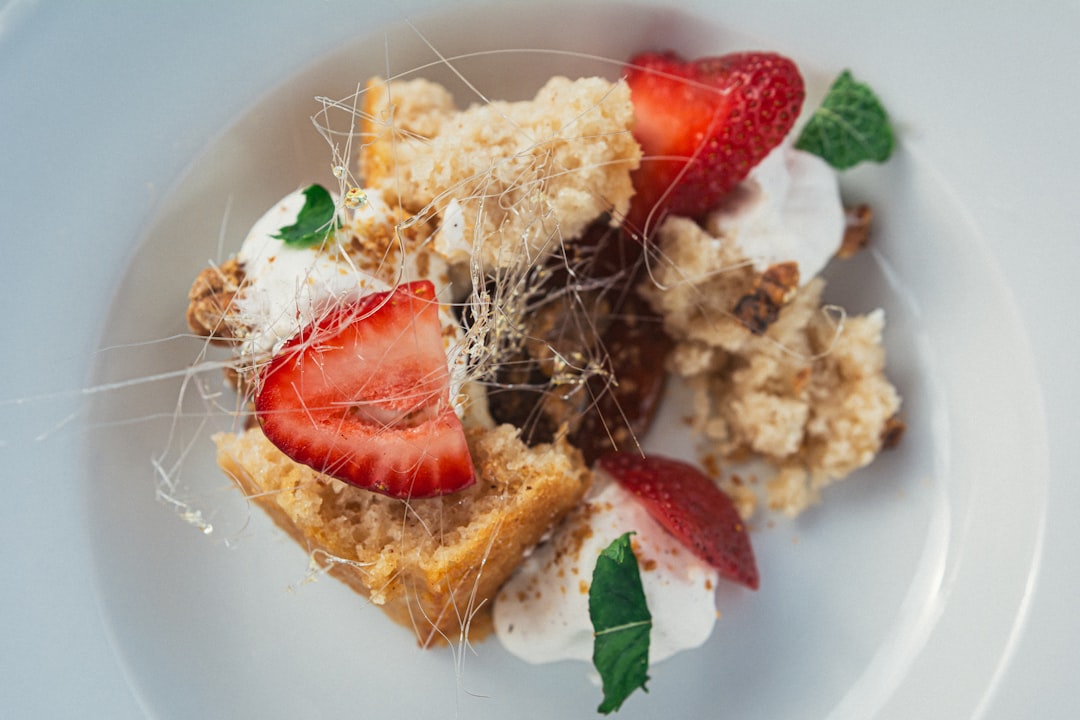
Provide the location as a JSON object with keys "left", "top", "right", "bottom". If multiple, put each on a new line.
{"left": 598, "top": 452, "right": 758, "bottom": 590}
{"left": 254, "top": 280, "right": 475, "bottom": 499}
{"left": 624, "top": 50, "right": 804, "bottom": 233}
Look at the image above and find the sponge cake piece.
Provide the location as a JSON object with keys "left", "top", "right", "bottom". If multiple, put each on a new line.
{"left": 358, "top": 75, "right": 640, "bottom": 270}
{"left": 215, "top": 423, "right": 589, "bottom": 647}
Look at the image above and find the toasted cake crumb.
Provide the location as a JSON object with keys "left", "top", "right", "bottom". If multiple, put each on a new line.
{"left": 641, "top": 215, "right": 901, "bottom": 516}
{"left": 360, "top": 75, "right": 641, "bottom": 271}
{"left": 215, "top": 424, "right": 590, "bottom": 646}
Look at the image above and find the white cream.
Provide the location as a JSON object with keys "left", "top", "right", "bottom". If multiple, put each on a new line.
{"left": 433, "top": 198, "right": 470, "bottom": 265}
{"left": 706, "top": 143, "right": 844, "bottom": 283}
{"left": 232, "top": 187, "right": 486, "bottom": 423}
{"left": 235, "top": 189, "right": 398, "bottom": 357}
{"left": 494, "top": 479, "right": 720, "bottom": 666}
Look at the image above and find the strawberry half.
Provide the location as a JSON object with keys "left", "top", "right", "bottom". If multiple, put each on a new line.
{"left": 254, "top": 280, "right": 475, "bottom": 499}
{"left": 624, "top": 50, "right": 804, "bottom": 233}
{"left": 598, "top": 452, "right": 758, "bottom": 590}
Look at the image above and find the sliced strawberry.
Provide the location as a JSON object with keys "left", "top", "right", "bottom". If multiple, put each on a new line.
{"left": 624, "top": 50, "right": 804, "bottom": 233}
{"left": 598, "top": 452, "right": 758, "bottom": 590}
{"left": 254, "top": 280, "right": 475, "bottom": 499}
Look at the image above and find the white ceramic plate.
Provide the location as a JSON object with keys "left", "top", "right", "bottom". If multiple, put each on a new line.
{"left": 2, "top": 2, "right": 1077, "bottom": 718}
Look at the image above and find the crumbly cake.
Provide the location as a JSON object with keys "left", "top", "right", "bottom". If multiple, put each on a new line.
{"left": 215, "top": 423, "right": 588, "bottom": 646}
{"left": 359, "top": 75, "right": 641, "bottom": 270}
{"left": 640, "top": 215, "right": 901, "bottom": 516}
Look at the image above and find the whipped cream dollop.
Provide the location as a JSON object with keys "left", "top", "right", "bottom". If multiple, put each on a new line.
{"left": 494, "top": 478, "right": 720, "bottom": 666}
{"left": 706, "top": 143, "right": 844, "bottom": 282}
{"left": 232, "top": 187, "right": 486, "bottom": 422}
{"left": 235, "top": 188, "right": 452, "bottom": 357}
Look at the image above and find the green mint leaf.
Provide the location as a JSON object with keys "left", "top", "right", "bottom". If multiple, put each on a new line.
{"left": 590, "top": 532, "right": 651, "bottom": 715}
{"left": 795, "top": 70, "right": 895, "bottom": 170}
{"left": 271, "top": 184, "right": 340, "bottom": 247}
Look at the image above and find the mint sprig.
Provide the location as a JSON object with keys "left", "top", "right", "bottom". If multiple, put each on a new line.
{"left": 590, "top": 532, "right": 651, "bottom": 714}
{"left": 272, "top": 184, "right": 340, "bottom": 247}
{"left": 795, "top": 70, "right": 895, "bottom": 170}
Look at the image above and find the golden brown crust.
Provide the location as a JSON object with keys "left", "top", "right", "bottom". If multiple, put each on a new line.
{"left": 186, "top": 258, "right": 244, "bottom": 342}
{"left": 357, "top": 79, "right": 396, "bottom": 189}
{"left": 837, "top": 204, "right": 874, "bottom": 259}
{"left": 880, "top": 413, "right": 907, "bottom": 449}
{"left": 215, "top": 424, "right": 590, "bottom": 647}
{"left": 359, "top": 77, "right": 457, "bottom": 190}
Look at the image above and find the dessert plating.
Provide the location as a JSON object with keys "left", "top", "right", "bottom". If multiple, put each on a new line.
{"left": 184, "top": 47, "right": 902, "bottom": 704}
